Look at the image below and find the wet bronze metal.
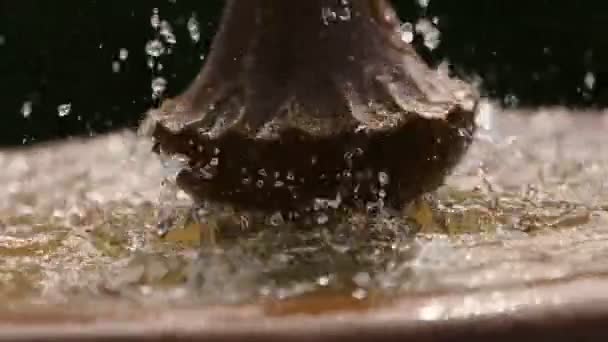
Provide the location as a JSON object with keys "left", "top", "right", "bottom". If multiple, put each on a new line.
{"left": 144, "top": 0, "right": 478, "bottom": 213}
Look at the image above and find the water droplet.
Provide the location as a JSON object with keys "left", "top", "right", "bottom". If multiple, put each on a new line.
{"left": 352, "top": 288, "right": 367, "bottom": 300}
{"left": 199, "top": 166, "right": 215, "bottom": 180}
{"left": 584, "top": 71, "right": 596, "bottom": 90}
{"left": 159, "top": 153, "right": 189, "bottom": 183}
{"left": 316, "top": 213, "right": 329, "bottom": 225}
{"left": 366, "top": 200, "right": 383, "bottom": 214}
{"left": 286, "top": 171, "right": 295, "bottom": 181}
{"left": 57, "top": 103, "right": 72, "bottom": 117}
{"left": 119, "top": 48, "right": 129, "bottom": 61}
{"left": 21, "top": 101, "right": 32, "bottom": 118}
{"left": 352, "top": 272, "right": 371, "bottom": 287}
{"left": 504, "top": 94, "right": 519, "bottom": 108}
{"left": 187, "top": 15, "right": 201, "bottom": 43}
{"left": 321, "top": 1, "right": 351, "bottom": 25}
{"left": 400, "top": 22, "right": 414, "bottom": 44}
{"left": 145, "top": 39, "right": 165, "bottom": 58}
{"left": 160, "top": 20, "right": 177, "bottom": 45}
{"left": 321, "top": 7, "right": 338, "bottom": 25}
{"left": 415, "top": 19, "right": 441, "bottom": 50}
{"left": 239, "top": 215, "right": 249, "bottom": 230}
{"left": 378, "top": 172, "right": 390, "bottom": 186}
{"left": 417, "top": 0, "right": 430, "bottom": 8}
{"left": 314, "top": 193, "right": 342, "bottom": 210}
{"left": 378, "top": 189, "right": 387, "bottom": 199}
{"left": 317, "top": 276, "right": 330, "bottom": 287}
{"left": 150, "top": 8, "right": 160, "bottom": 29}
{"left": 475, "top": 99, "right": 495, "bottom": 131}
{"left": 151, "top": 77, "right": 168, "bottom": 98}
{"left": 112, "top": 61, "right": 121, "bottom": 73}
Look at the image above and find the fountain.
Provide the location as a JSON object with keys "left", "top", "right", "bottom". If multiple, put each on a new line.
{"left": 142, "top": 0, "right": 478, "bottom": 224}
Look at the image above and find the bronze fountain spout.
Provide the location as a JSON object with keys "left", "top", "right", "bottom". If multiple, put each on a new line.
{"left": 143, "top": 0, "right": 478, "bottom": 219}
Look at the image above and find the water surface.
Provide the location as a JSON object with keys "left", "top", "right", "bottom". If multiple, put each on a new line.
{"left": 1, "top": 107, "right": 607, "bottom": 320}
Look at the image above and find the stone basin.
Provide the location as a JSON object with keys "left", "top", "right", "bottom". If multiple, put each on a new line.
{"left": 1, "top": 108, "right": 608, "bottom": 340}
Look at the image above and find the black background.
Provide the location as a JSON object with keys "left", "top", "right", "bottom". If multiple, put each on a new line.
{"left": 1, "top": 0, "right": 606, "bottom": 146}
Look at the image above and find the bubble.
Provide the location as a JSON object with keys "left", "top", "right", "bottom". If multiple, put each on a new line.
{"left": 57, "top": 103, "right": 72, "bottom": 117}
{"left": 267, "top": 212, "right": 284, "bottom": 227}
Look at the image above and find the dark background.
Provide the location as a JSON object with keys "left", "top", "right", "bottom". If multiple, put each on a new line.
{"left": 0, "top": 0, "right": 606, "bottom": 147}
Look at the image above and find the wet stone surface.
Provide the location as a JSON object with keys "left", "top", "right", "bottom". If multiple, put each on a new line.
{"left": 0, "top": 108, "right": 607, "bottom": 319}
